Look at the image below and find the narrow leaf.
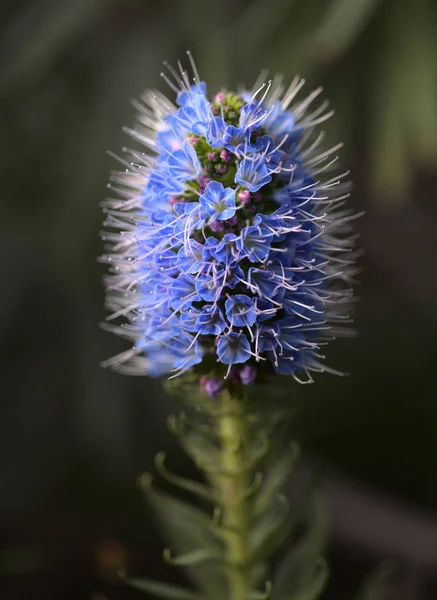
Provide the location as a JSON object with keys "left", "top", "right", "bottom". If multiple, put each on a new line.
{"left": 163, "top": 548, "right": 220, "bottom": 567}
{"left": 351, "top": 566, "right": 393, "bottom": 600}
{"left": 139, "top": 476, "right": 226, "bottom": 600}
{"left": 246, "top": 581, "right": 273, "bottom": 600}
{"left": 250, "top": 495, "right": 293, "bottom": 562}
{"left": 127, "top": 577, "right": 206, "bottom": 600}
{"left": 253, "top": 443, "right": 300, "bottom": 517}
{"left": 155, "top": 452, "right": 216, "bottom": 504}
{"left": 271, "top": 494, "right": 327, "bottom": 600}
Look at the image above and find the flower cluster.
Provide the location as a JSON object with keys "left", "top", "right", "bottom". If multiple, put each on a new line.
{"left": 101, "top": 53, "right": 357, "bottom": 393}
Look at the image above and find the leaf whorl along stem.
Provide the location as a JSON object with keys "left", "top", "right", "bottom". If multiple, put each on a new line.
{"left": 137, "top": 381, "right": 300, "bottom": 600}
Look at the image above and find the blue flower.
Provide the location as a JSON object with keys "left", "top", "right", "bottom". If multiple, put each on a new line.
{"left": 239, "top": 103, "right": 267, "bottom": 130}
{"left": 102, "top": 54, "right": 357, "bottom": 386}
{"left": 217, "top": 333, "right": 251, "bottom": 365}
{"left": 212, "top": 233, "right": 240, "bottom": 264}
{"left": 237, "top": 226, "right": 273, "bottom": 262}
{"left": 206, "top": 117, "right": 227, "bottom": 148}
{"left": 195, "top": 272, "right": 224, "bottom": 302}
{"left": 200, "top": 181, "right": 236, "bottom": 221}
{"left": 167, "top": 140, "right": 201, "bottom": 181}
{"left": 225, "top": 295, "right": 257, "bottom": 327}
{"left": 235, "top": 157, "right": 272, "bottom": 192}
{"left": 196, "top": 305, "right": 227, "bottom": 335}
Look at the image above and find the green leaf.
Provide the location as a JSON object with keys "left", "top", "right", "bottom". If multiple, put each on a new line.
{"left": 127, "top": 577, "right": 207, "bottom": 600}
{"left": 351, "top": 566, "right": 393, "bottom": 600}
{"left": 246, "top": 581, "right": 273, "bottom": 600}
{"left": 139, "top": 476, "right": 227, "bottom": 600}
{"left": 253, "top": 443, "right": 300, "bottom": 518}
{"left": 250, "top": 495, "right": 294, "bottom": 563}
{"left": 271, "top": 494, "right": 327, "bottom": 600}
{"left": 273, "top": 559, "right": 328, "bottom": 600}
{"left": 163, "top": 548, "right": 220, "bottom": 567}
{"left": 155, "top": 451, "right": 216, "bottom": 504}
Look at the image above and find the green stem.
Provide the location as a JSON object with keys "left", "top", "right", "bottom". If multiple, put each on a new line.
{"left": 217, "top": 391, "right": 250, "bottom": 600}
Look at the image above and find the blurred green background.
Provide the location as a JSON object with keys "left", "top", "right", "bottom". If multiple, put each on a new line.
{"left": 1, "top": 0, "right": 437, "bottom": 598}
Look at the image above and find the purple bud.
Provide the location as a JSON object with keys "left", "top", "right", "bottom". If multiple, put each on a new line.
{"left": 238, "top": 190, "right": 252, "bottom": 205}
{"left": 170, "top": 196, "right": 180, "bottom": 207}
{"left": 214, "top": 92, "right": 225, "bottom": 103}
{"left": 220, "top": 149, "right": 232, "bottom": 163}
{"left": 205, "top": 377, "right": 224, "bottom": 397}
{"left": 215, "top": 164, "right": 227, "bottom": 175}
{"left": 198, "top": 175, "right": 211, "bottom": 188}
{"left": 240, "top": 365, "right": 257, "bottom": 385}
{"left": 207, "top": 152, "right": 216, "bottom": 161}
{"left": 209, "top": 220, "right": 224, "bottom": 232}
{"left": 226, "top": 215, "right": 238, "bottom": 227}
{"left": 187, "top": 136, "right": 197, "bottom": 145}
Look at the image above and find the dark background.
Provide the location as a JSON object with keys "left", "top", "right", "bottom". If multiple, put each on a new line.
{"left": 1, "top": 0, "right": 437, "bottom": 598}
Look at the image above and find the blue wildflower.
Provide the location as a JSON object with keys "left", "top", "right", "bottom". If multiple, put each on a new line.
{"left": 101, "top": 52, "right": 357, "bottom": 389}
{"left": 200, "top": 181, "right": 236, "bottom": 221}
{"left": 225, "top": 295, "right": 257, "bottom": 328}
{"left": 167, "top": 140, "right": 201, "bottom": 181}
{"left": 217, "top": 333, "right": 252, "bottom": 366}
{"left": 235, "top": 157, "right": 272, "bottom": 192}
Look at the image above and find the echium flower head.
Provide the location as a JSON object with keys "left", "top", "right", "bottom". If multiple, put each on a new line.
{"left": 101, "top": 52, "right": 358, "bottom": 392}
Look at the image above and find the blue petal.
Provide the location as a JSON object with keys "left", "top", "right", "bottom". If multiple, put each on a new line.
{"left": 217, "top": 333, "right": 251, "bottom": 365}
{"left": 195, "top": 272, "right": 224, "bottom": 301}
{"left": 213, "top": 233, "right": 240, "bottom": 264}
{"left": 239, "top": 102, "right": 267, "bottom": 130}
{"left": 200, "top": 181, "right": 236, "bottom": 221}
{"left": 257, "top": 323, "right": 279, "bottom": 351}
{"left": 225, "top": 294, "right": 257, "bottom": 327}
{"left": 167, "top": 140, "right": 201, "bottom": 181}
{"left": 206, "top": 116, "right": 227, "bottom": 148}
{"left": 196, "top": 305, "right": 227, "bottom": 335}
{"left": 179, "top": 308, "right": 201, "bottom": 332}
{"left": 237, "top": 226, "right": 273, "bottom": 262}
{"left": 177, "top": 240, "right": 205, "bottom": 274}
{"left": 248, "top": 267, "right": 278, "bottom": 298}
{"left": 176, "top": 82, "right": 207, "bottom": 107}
{"left": 235, "top": 157, "right": 271, "bottom": 192}
{"left": 170, "top": 274, "right": 199, "bottom": 306}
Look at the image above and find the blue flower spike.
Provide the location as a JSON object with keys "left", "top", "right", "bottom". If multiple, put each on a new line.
{"left": 101, "top": 53, "right": 358, "bottom": 395}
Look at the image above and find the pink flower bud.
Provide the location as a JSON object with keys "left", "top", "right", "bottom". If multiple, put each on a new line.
{"left": 220, "top": 149, "right": 232, "bottom": 163}
{"left": 238, "top": 190, "right": 252, "bottom": 205}
{"left": 209, "top": 220, "right": 224, "bottom": 232}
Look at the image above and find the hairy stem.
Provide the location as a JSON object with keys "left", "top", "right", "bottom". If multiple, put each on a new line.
{"left": 217, "top": 391, "right": 250, "bottom": 600}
